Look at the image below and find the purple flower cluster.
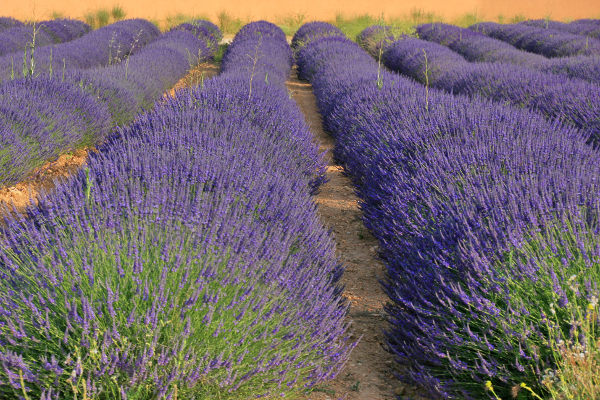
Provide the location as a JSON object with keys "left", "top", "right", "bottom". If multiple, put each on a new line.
{"left": 0, "top": 21, "right": 218, "bottom": 188}
{"left": 415, "top": 23, "right": 600, "bottom": 85}
{"left": 0, "top": 17, "right": 23, "bottom": 32}
{"left": 0, "top": 19, "right": 90, "bottom": 56}
{"left": 170, "top": 19, "right": 222, "bottom": 48}
{"left": 470, "top": 21, "right": 600, "bottom": 57}
{"left": 521, "top": 18, "right": 600, "bottom": 39}
{"left": 69, "top": 23, "right": 220, "bottom": 125}
{"left": 0, "top": 19, "right": 160, "bottom": 82}
{"left": 415, "top": 23, "right": 547, "bottom": 66}
{"left": 377, "top": 30, "right": 600, "bottom": 142}
{"left": 0, "top": 21, "right": 351, "bottom": 399}
{"left": 356, "top": 25, "right": 400, "bottom": 57}
{"left": 220, "top": 21, "right": 293, "bottom": 86}
{"left": 291, "top": 21, "right": 343, "bottom": 50}
{"left": 295, "top": 23, "right": 600, "bottom": 399}
{"left": 0, "top": 77, "right": 111, "bottom": 185}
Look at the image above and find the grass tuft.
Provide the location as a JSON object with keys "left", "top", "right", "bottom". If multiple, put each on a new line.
{"left": 217, "top": 11, "right": 245, "bottom": 35}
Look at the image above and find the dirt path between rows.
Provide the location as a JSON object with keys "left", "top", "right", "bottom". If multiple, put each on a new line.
{"left": 0, "top": 62, "right": 220, "bottom": 216}
{"left": 287, "top": 71, "right": 409, "bottom": 400}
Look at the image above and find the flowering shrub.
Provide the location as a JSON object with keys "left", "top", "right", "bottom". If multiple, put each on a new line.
{"left": 0, "top": 21, "right": 219, "bottom": 187}
{"left": 295, "top": 25, "right": 600, "bottom": 399}
{"left": 521, "top": 19, "right": 600, "bottom": 39}
{"left": 0, "top": 17, "right": 23, "bottom": 32}
{"left": 0, "top": 19, "right": 160, "bottom": 82}
{"left": 415, "top": 23, "right": 600, "bottom": 85}
{"left": 0, "top": 19, "right": 90, "bottom": 57}
{"left": 372, "top": 30, "right": 600, "bottom": 143}
{"left": 0, "top": 21, "right": 352, "bottom": 399}
{"left": 471, "top": 21, "right": 600, "bottom": 57}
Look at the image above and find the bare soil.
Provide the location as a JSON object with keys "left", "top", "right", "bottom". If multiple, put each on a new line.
{"left": 167, "top": 61, "right": 221, "bottom": 96}
{"left": 287, "top": 71, "right": 422, "bottom": 400}
{"left": 0, "top": 148, "right": 91, "bottom": 213}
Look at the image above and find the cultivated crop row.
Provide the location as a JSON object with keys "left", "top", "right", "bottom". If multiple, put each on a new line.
{"left": 0, "top": 19, "right": 90, "bottom": 57}
{"left": 295, "top": 22, "right": 599, "bottom": 399}
{"left": 0, "top": 17, "right": 23, "bottom": 31}
{"left": 522, "top": 18, "right": 600, "bottom": 38}
{"left": 0, "top": 18, "right": 159, "bottom": 82}
{"left": 415, "top": 23, "right": 600, "bottom": 85}
{"left": 366, "top": 26, "right": 600, "bottom": 144}
{"left": 471, "top": 21, "right": 600, "bottom": 57}
{"left": 0, "top": 21, "right": 352, "bottom": 399}
{"left": 0, "top": 20, "right": 220, "bottom": 188}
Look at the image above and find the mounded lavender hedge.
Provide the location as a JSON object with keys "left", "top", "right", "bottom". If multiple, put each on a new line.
{"left": 0, "top": 21, "right": 218, "bottom": 187}
{"left": 374, "top": 29, "right": 600, "bottom": 143}
{"left": 0, "top": 21, "right": 352, "bottom": 400}
{"left": 0, "top": 78, "right": 111, "bottom": 186}
{"left": 521, "top": 18, "right": 600, "bottom": 39}
{"left": 0, "top": 19, "right": 159, "bottom": 82}
{"left": 295, "top": 23, "right": 599, "bottom": 399}
{"left": 415, "top": 23, "right": 600, "bottom": 85}
{"left": 0, "top": 17, "right": 23, "bottom": 32}
{"left": 0, "top": 19, "right": 90, "bottom": 57}
{"left": 470, "top": 21, "right": 600, "bottom": 57}
{"left": 291, "top": 21, "right": 343, "bottom": 51}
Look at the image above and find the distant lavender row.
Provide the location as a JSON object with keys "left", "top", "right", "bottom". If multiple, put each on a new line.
{"left": 0, "top": 18, "right": 159, "bottom": 82}
{"left": 70, "top": 21, "right": 222, "bottom": 125}
{"left": 521, "top": 19, "right": 600, "bottom": 39}
{"left": 296, "top": 23, "right": 600, "bottom": 399}
{"left": 0, "top": 17, "right": 23, "bottom": 31}
{"left": 0, "top": 19, "right": 90, "bottom": 56}
{"left": 0, "top": 21, "right": 219, "bottom": 187}
{"left": 378, "top": 28, "right": 600, "bottom": 142}
{"left": 471, "top": 21, "right": 600, "bottom": 57}
{"left": 0, "top": 21, "right": 351, "bottom": 399}
{"left": 416, "top": 23, "right": 600, "bottom": 85}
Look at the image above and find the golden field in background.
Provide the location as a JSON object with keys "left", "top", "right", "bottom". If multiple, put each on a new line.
{"left": 2, "top": 0, "right": 599, "bottom": 26}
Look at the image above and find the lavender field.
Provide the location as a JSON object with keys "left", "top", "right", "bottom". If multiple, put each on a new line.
{"left": 0, "top": 13, "right": 598, "bottom": 400}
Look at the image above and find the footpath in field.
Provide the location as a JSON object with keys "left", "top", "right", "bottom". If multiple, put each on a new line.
{"left": 287, "top": 69, "right": 415, "bottom": 400}
{"left": 0, "top": 62, "right": 220, "bottom": 214}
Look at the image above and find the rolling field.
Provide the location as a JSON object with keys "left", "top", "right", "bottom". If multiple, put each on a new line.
{"left": 0, "top": 6, "right": 599, "bottom": 400}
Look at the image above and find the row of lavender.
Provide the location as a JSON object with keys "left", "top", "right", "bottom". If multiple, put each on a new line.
{"left": 522, "top": 18, "right": 600, "bottom": 39}
{"left": 0, "top": 18, "right": 159, "bottom": 82}
{"left": 0, "top": 19, "right": 221, "bottom": 188}
{"left": 0, "top": 17, "right": 23, "bottom": 31}
{"left": 0, "top": 21, "right": 352, "bottom": 399}
{"left": 471, "top": 21, "right": 600, "bottom": 57}
{"left": 296, "top": 23, "right": 599, "bottom": 399}
{"left": 413, "top": 23, "right": 600, "bottom": 86}
{"left": 0, "top": 19, "right": 90, "bottom": 57}
{"left": 369, "top": 25, "right": 600, "bottom": 144}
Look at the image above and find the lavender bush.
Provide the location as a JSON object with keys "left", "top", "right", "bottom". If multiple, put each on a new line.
{"left": 470, "top": 21, "right": 600, "bottom": 57}
{"left": 377, "top": 31, "right": 600, "bottom": 143}
{"left": 291, "top": 21, "right": 343, "bottom": 51}
{"left": 0, "top": 20, "right": 90, "bottom": 57}
{"left": 170, "top": 19, "right": 222, "bottom": 50}
{"left": 521, "top": 18, "right": 600, "bottom": 39}
{"left": 295, "top": 25, "right": 599, "bottom": 399}
{"left": 0, "top": 21, "right": 218, "bottom": 188}
{"left": 0, "top": 17, "right": 23, "bottom": 32}
{"left": 0, "top": 19, "right": 159, "bottom": 82}
{"left": 70, "top": 24, "right": 219, "bottom": 125}
{"left": 0, "top": 78, "right": 111, "bottom": 186}
{"left": 414, "top": 23, "right": 600, "bottom": 85}
{"left": 0, "top": 21, "right": 352, "bottom": 399}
